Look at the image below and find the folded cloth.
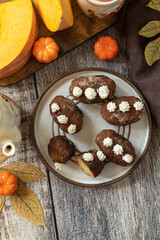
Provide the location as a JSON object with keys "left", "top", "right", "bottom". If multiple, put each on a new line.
{"left": 119, "top": 0, "right": 160, "bottom": 127}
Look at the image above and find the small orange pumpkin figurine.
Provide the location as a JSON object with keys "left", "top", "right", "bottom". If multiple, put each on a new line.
{"left": 0, "top": 171, "right": 18, "bottom": 196}
{"left": 32, "top": 37, "right": 59, "bottom": 63}
{"left": 94, "top": 36, "right": 119, "bottom": 60}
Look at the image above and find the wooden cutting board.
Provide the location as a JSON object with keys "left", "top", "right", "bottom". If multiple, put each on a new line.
{"left": 0, "top": 0, "right": 118, "bottom": 86}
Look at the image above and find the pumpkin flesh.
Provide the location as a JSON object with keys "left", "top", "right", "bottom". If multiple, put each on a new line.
{"left": 0, "top": 0, "right": 38, "bottom": 79}
{"left": 33, "top": 0, "right": 73, "bottom": 32}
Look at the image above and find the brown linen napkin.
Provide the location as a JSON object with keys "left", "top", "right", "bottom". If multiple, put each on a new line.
{"left": 119, "top": 0, "right": 160, "bottom": 127}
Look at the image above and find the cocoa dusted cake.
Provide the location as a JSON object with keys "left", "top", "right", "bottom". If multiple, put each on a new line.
{"left": 69, "top": 75, "right": 116, "bottom": 104}
{"left": 101, "top": 96, "right": 144, "bottom": 125}
{"left": 50, "top": 95, "right": 83, "bottom": 134}
{"left": 48, "top": 136, "right": 75, "bottom": 163}
{"left": 76, "top": 149, "right": 106, "bottom": 177}
{"left": 95, "top": 129, "right": 136, "bottom": 166}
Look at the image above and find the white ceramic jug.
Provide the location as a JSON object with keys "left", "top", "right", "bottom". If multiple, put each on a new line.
{"left": 0, "top": 94, "right": 22, "bottom": 157}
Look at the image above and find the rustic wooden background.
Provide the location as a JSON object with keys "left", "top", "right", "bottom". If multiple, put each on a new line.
{"left": 0, "top": 23, "right": 159, "bottom": 240}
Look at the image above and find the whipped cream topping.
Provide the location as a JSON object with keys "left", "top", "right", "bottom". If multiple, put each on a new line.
{"left": 84, "top": 88, "right": 97, "bottom": 100}
{"left": 55, "top": 163, "right": 63, "bottom": 170}
{"left": 122, "top": 154, "right": 133, "bottom": 163}
{"left": 83, "top": 153, "right": 94, "bottom": 162}
{"left": 119, "top": 101, "right": 130, "bottom": 112}
{"left": 97, "top": 85, "right": 109, "bottom": 99}
{"left": 134, "top": 101, "right": 144, "bottom": 111}
{"left": 103, "top": 137, "right": 113, "bottom": 147}
{"left": 113, "top": 144, "right": 123, "bottom": 155}
{"left": 73, "top": 86, "right": 83, "bottom": 97}
{"left": 51, "top": 103, "right": 60, "bottom": 113}
{"left": 107, "top": 102, "right": 117, "bottom": 112}
{"left": 97, "top": 150, "right": 106, "bottom": 161}
{"left": 57, "top": 115, "right": 68, "bottom": 124}
{"left": 67, "top": 124, "right": 76, "bottom": 134}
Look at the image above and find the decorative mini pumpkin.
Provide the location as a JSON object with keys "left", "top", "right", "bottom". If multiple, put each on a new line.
{"left": 0, "top": 171, "right": 18, "bottom": 196}
{"left": 32, "top": 37, "right": 59, "bottom": 63}
{"left": 94, "top": 36, "right": 119, "bottom": 60}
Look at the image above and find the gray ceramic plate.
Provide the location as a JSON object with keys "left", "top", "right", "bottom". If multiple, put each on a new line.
{"left": 32, "top": 68, "right": 152, "bottom": 187}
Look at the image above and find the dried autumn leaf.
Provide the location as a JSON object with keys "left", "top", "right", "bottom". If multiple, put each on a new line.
{"left": 0, "top": 162, "right": 46, "bottom": 183}
{"left": 147, "top": 0, "right": 160, "bottom": 12}
{"left": 0, "top": 148, "right": 8, "bottom": 164}
{"left": 145, "top": 36, "right": 160, "bottom": 66}
{"left": 139, "top": 21, "right": 160, "bottom": 38}
{"left": 9, "top": 186, "right": 46, "bottom": 227}
{"left": 0, "top": 195, "right": 5, "bottom": 213}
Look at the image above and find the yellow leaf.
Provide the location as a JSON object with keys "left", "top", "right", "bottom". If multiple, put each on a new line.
{"left": 139, "top": 21, "right": 160, "bottom": 38}
{"left": 0, "top": 162, "right": 46, "bottom": 182}
{"left": 145, "top": 37, "right": 160, "bottom": 66}
{"left": 0, "top": 148, "right": 8, "bottom": 164}
{"left": 0, "top": 195, "right": 5, "bottom": 213}
{"left": 147, "top": 0, "right": 160, "bottom": 12}
{"left": 9, "top": 186, "right": 46, "bottom": 227}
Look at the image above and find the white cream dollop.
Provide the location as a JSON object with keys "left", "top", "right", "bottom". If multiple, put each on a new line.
{"left": 97, "top": 150, "right": 106, "bottom": 161}
{"left": 73, "top": 86, "right": 83, "bottom": 97}
{"left": 83, "top": 153, "right": 94, "bottom": 162}
{"left": 107, "top": 102, "right": 117, "bottom": 112}
{"left": 51, "top": 103, "right": 60, "bottom": 113}
{"left": 67, "top": 124, "right": 76, "bottom": 134}
{"left": 134, "top": 101, "right": 143, "bottom": 111}
{"left": 119, "top": 101, "right": 130, "bottom": 112}
{"left": 97, "top": 85, "right": 110, "bottom": 99}
{"left": 122, "top": 154, "right": 133, "bottom": 163}
{"left": 84, "top": 88, "right": 97, "bottom": 100}
{"left": 57, "top": 115, "right": 68, "bottom": 124}
{"left": 113, "top": 144, "right": 123, "bottom": 155}
{"left": 103, "top": 137, "right": 113, "bottom": 147}
{"left": 55, "top": 163, "right": 63, "bottom": 170}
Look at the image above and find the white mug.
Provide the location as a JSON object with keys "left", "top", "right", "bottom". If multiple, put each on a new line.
{"left": 77, "top": 0, "right": 125, "bottom": 19}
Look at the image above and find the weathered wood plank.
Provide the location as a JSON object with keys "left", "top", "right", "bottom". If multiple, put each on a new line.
{"left": 0, "top": 75, "right": 56, "bottom": 240}
{"left": 35, "top": 24, "right": 160, "bottom": 240}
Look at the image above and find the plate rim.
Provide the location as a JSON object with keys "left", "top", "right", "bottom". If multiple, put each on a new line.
{"left": 31, "top": 67, "right": 152, "bottom": 187}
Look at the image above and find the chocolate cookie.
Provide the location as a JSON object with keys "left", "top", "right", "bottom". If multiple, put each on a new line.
{"left": 95, "top": 129, "right": 136, "bottom": 166}
{"left": 50, "top": 95, "right": 83, "bottom": 134}
{"left": 101, "top": 96, "right": 144, "bottom": 125}
{"left": 69, "top": 75, "right": 116, "bottom": 104}
{"left": 76, "top": 149, "right": 106, "bottom": 177}
{"left": 48, "top": 136, "right": 75, "bottom": 163}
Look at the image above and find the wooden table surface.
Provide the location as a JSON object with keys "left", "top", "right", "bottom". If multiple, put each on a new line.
{"left": 0, "top": 23, "right": 159, "bottom": 240}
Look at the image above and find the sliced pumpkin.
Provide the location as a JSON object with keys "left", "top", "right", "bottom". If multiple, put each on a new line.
{"left": 33, "top": 0, "right": 74, "bottom": 32}
{"left": 0, "top": 0, "right": 38, "bottom": 79}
